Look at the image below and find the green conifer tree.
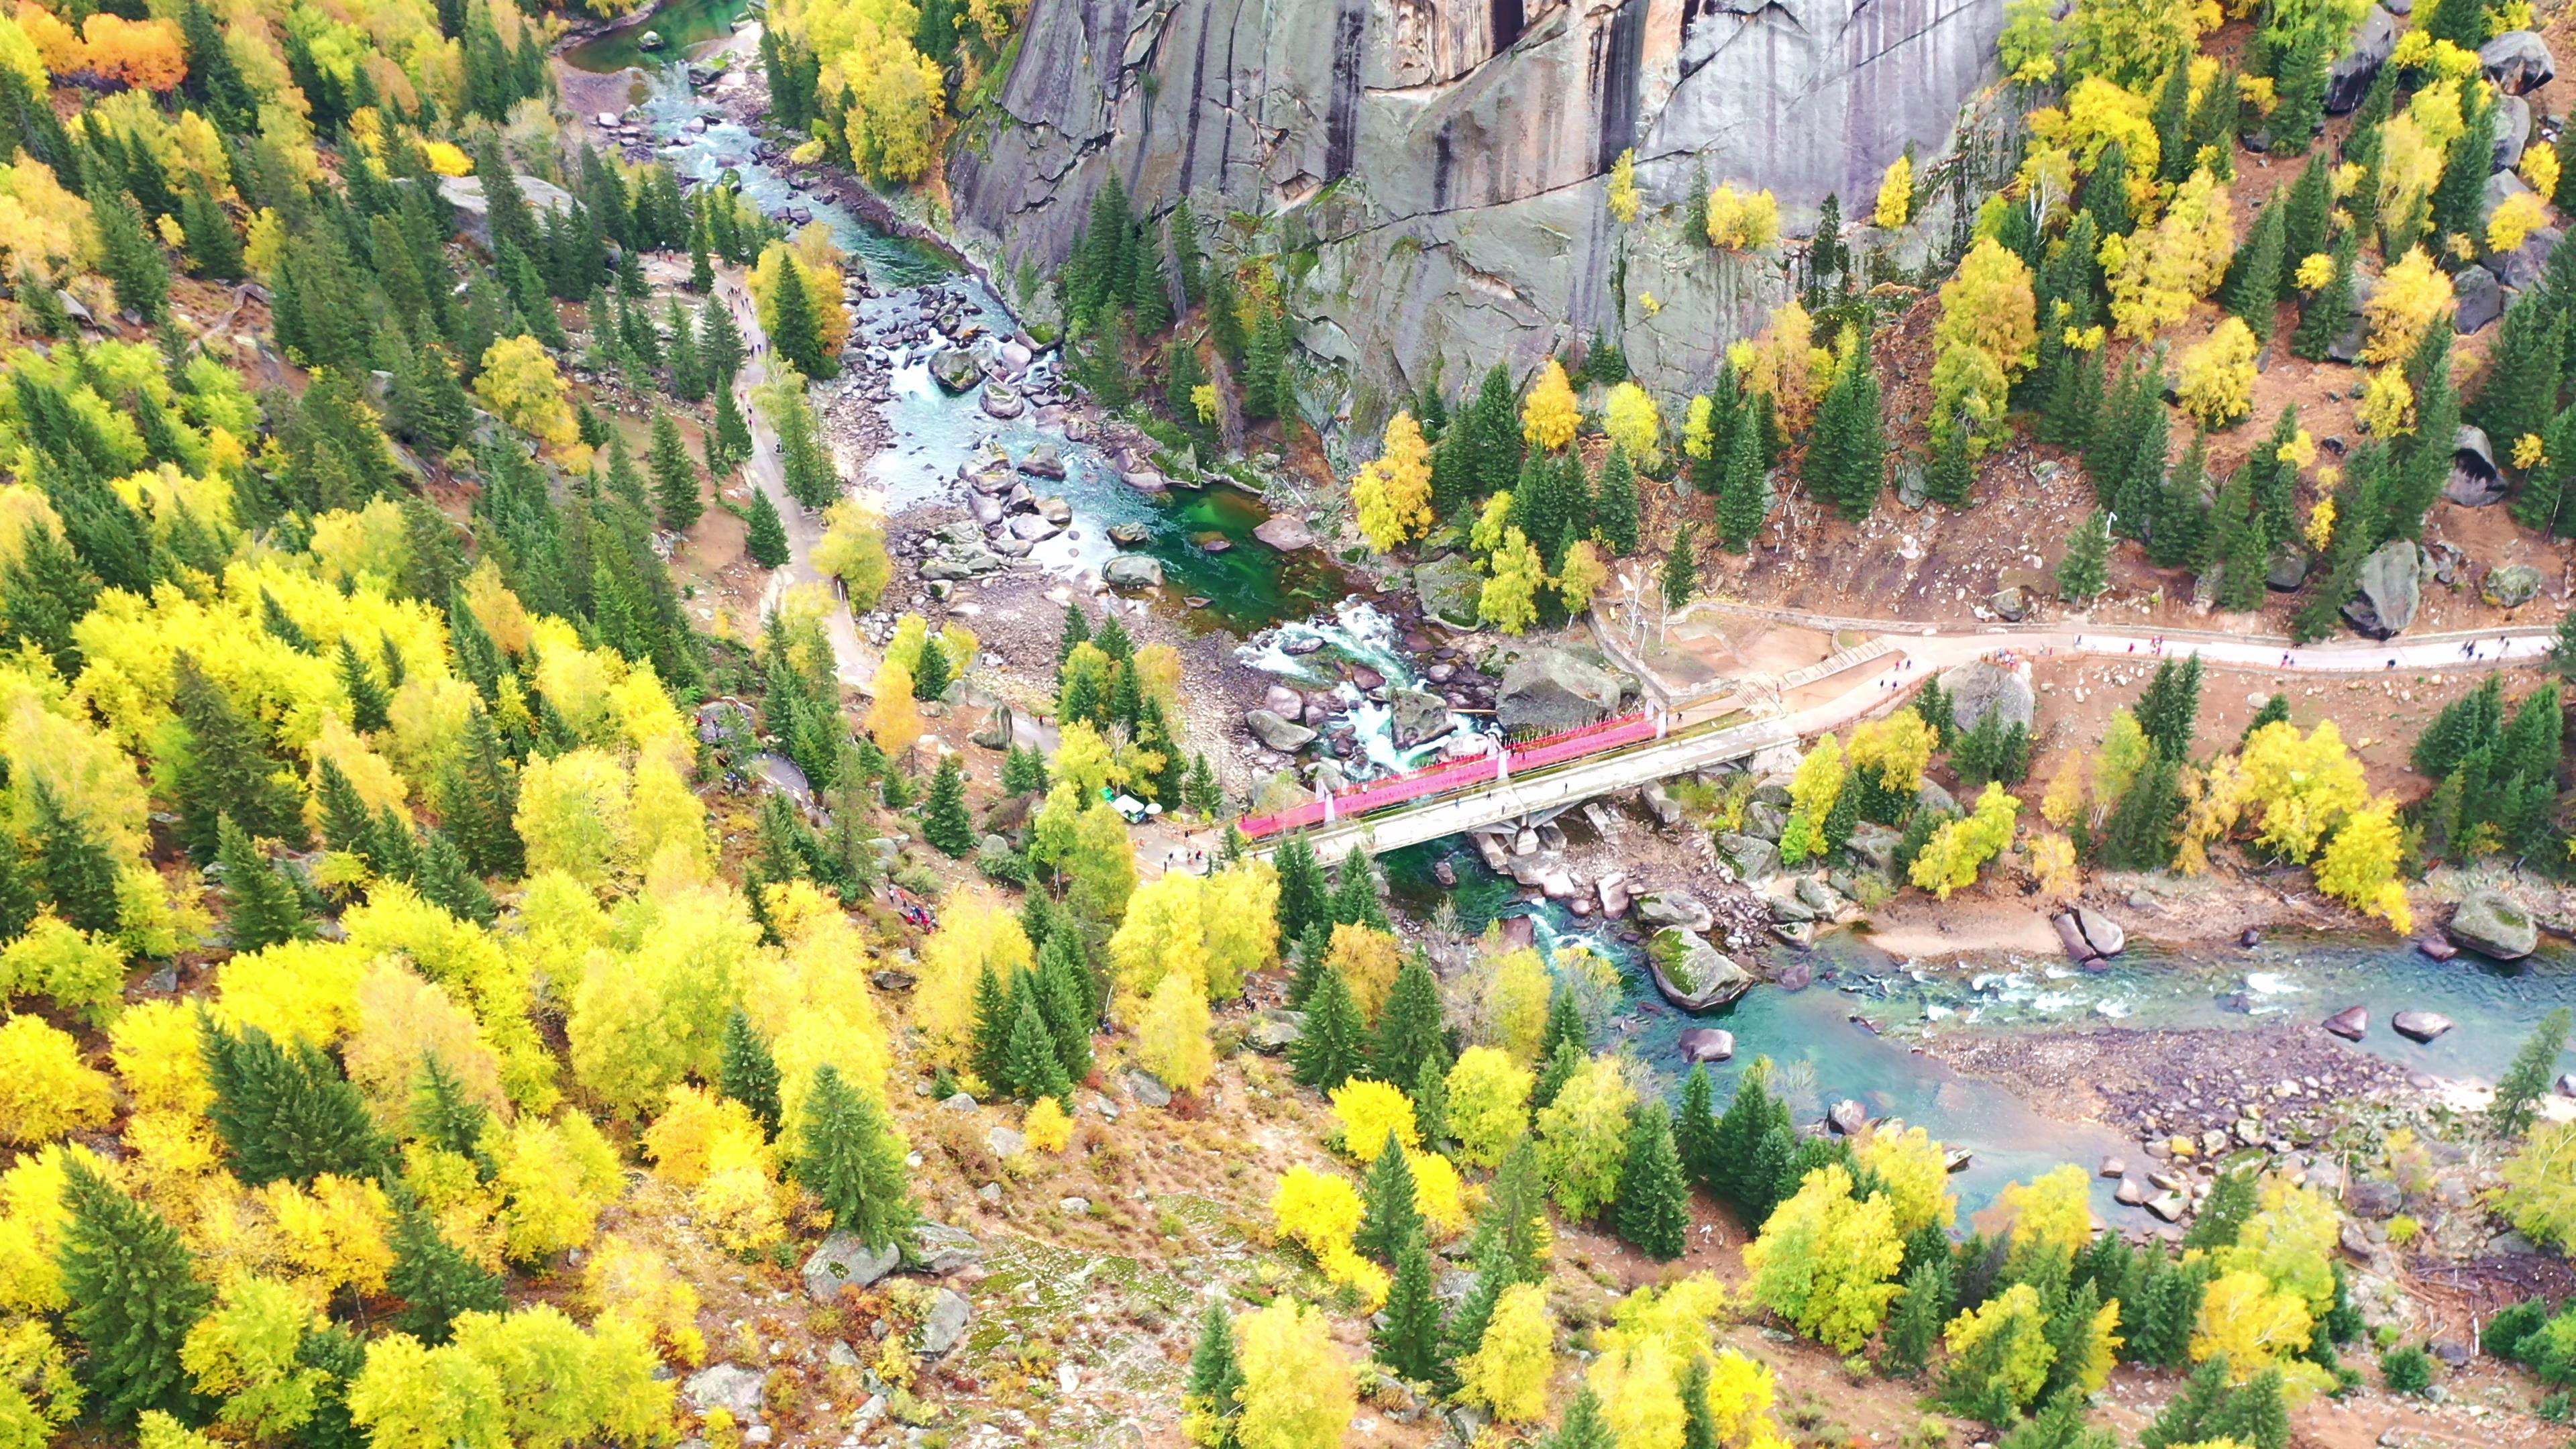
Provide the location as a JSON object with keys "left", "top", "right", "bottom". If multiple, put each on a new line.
{"left": 746, "top": 489, "right": 791, "bottom": 568}
{"left": 217, "top": 814, "right": 310, "bottom": 952}
{"left": 648, "top": 409, "right": 702, "bottom": 532}
{"left": 2489, "top": 1006, "right": 2573, "bottom": 1134}
{"left": 1878, "top": 1254, "right": 1955, "bottom": 1377}
{"left": 1291, "top": 966, "right": 1366, "bottom": 1090}
{"left": 769, "top": 256, "right": 836, "bottom": 379}
{"left": 1371, "top": 955, "right": 1446, "bottom": 1081}
{"left": 1593, "top": 446, "right": 1642, "bottom": 555}
{"left": 720, "top": 1009, "right": 785, "bottom": 1138}
{"left": 1615, "top": 1101, "right": 1691, "bottom": 1259}
{"left": 798, "top": 1065, "right": 914, "bottom": 1246}
{"left": 1354, "top": 1130, "right": 1423, "bottom": 1263}
{"left": 922, "top": 753, "right": 974, "bottom": 857}
{"left": 200, "top": 1016, "right": 389, "bottom": 1186}
{"left": 414, "top": 827, "right": 496, "bottom": 926}
{"left": 388, "top": 1204, "right": 506, "bottom": 1343}
{"left": 1185, "top": 1301, "right": 1244, "bottom": 1444}
{"left": 2057, "top": 508, "right": 2112, "bottom": 601}
{"left": 2292, "top": 229, "right": 2359, "bottom": 362}
{"left": 2222, "top": 199, "right": 2287, "bottom": 339}
{"left": 1717, "top": 417, "right": 1768, "bottom": 551}
{"left": 1003, "top": 988, "right": 1073, "bottom": 1103}
{"left": 1376, "top": 1236, "right": 1446, "bottom": 1383}
{"left": 58, "top": 1158, "right": 210, "bottom": 1423}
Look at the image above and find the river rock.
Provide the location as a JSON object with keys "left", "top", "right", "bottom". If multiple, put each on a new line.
{"left": 2114, "top": 1174, "right": 2154, "bottom": 1206}
{"left": 1006, "top": 514, "right": 1060, "bottom": 542}
{"left": 1598, "top": 873, "right": 1631, "bottom": 916}
{"left": 1496, "top": 649, "right": 1623, "bottom": 733}
{"left": 2449, "top": 890, "right": 2538, "bottom": 959}
{"left": 1106, "top": 522, "right": 1150, "bottom": 546}
{"left": 981, "top": 382, "right": 1026, "bottom": 418}
{"left": 1389, "top": 688, "right": 1451, "bottom": 747}
{"left": 1120, "top": 469, "right": 1169, "bottom": 493}
{"left": 922, "top": 542, "right": 1008, "bottom": 580}
{"left": 2343, "top": 539, "right": 2423, "bottom": 638}
{"left": 1244, "top": 708, "right": 1318, "bottom": 751}
{"left": 2327, "top": 5, "right": 2400, "bottom": 111}
{"left": 2053, "top": 912, "right": 2102, "bottom": 965}
{"left": 1019, "top": 441, "right": 1069, "bottom": 478}
{"left": 1647, "top": 928, "right": 1754, "bottom": 1012}
{"left": 2323, "top": 1006, "right": 2369, "bottom": 1040}
{"left": 2145, "top": 1191, "right": 2192, "bottom": 1223}
{"left": 2074, "top": 908, "right": 2126, "bottom": 957}
{"left": 2392, "top": 1010, "right": 2456, "bottom": 1042}
{"left": 1943, "top": 659, "right": 2035, "bottom": 733}
{"left": 928, "top": 347, "right": 983, "bottom": 394}
{"left": 1633, "top": 890, "right": 1715, "bottom": 933}
{"left": 1253, "top": 514, "right": 1317, "bottom": 551}
{"left": 1716, "top": 833, "right": 1780, "bottom": 883}
{"left": 1677, "top": 1027, "right": 1736, "bottom": 1063}
{"left": 1827, "top": 1100, "right": 1870, "bottom": 1136}
{"left": 2482, "top": 29, "right": 2558, "bottom": 93}
{"left": 2417, "top": 934, "right": 2459, "bottom": 961}
{"left": 1103, "top": 555, "right": 1164, "bottom": 590}
{"left": 802, "top": 1232, "right": 900, "bottom": 1302}
{"left": 2483, "top": 564, "right": 2543, "bottom": 608}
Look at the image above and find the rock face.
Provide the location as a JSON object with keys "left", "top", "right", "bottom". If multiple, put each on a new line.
{"left": 1943, "top": 659, "right": 2035, "bottom": 732}
{"left": 2450, "top": 890, "right": 2538, "bottom": 959}
{"left": 944, "top": 0, "right": 2011, "bottom": 406}
{"left": 1496, "top": 649, "right": 1622, "bottom": 733}
{"left": 2343, "top": 540, "right": 2422, "bottom": 638}
{"left": 436, "top": 174, "right": 576, "bottom": 252}
{"left": 2326, "top": 6, "right": 2400, "bottom": 111}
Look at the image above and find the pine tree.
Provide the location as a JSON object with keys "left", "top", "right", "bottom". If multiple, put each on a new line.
{"left": 59, "top": 1158, "right": 210, "bottom": 1424}
{"left": 93, "top": 192, "right": 170, "bottom": 323}
{"left": 1330, "top": 849, "right": 1389, "bottom": 930}
{"left": 1355, "top": 1130, "right": 1423, "bottom": 1263}
{"left": 2292, "top": 228, "right": 2358, "bottom": 362}
{"left": 2143, "top": 1355, "right": 2234, "bottom": 1449}
{"left": 411, "top": 1057, "right": 492, "bottom": 1169}
{"left": 1674, "top": 1063, "right": 1720, "bottom": 1192}
{"left": 1287, "top": 920, "right": 1333, "bottom": 1007}
{"left": 2151, "top": 60, "right": 2195, "bottom": 184}
{"left": 435, "top": 706, "right": 522, "bottom": 878}
{"left": 31, "top": 784, "right": 123, "bottom": 936}
{"left": 1376, "top": 1236, "right": 1446, "bottom": 1383}
{"left": 2279, "top": 153, "right": 2332, "bottom": 292}
{"left": 2269, "top": 23, "right": 2331, "bottom": 157}
{"left": 1372, "top": 955, "right": 1446, "bottom": 1081}
{"left": 1273, "top": 833, "right": 1330, "bottom": 941}
{"left": 217, "top": 814, "right": 311, "bottom": 952}
{"left": 971, "top": 965, "right": 1014, "bottom": 1089}
{"left": 1291, "top": 967, "right": 1366, "bottom": 1089}
{"left": 648, "top": 409, "right": 702, "bottom": 532}
{"left": 2149, "top": 431, "right": 2210, "bottom": 569}
{"left": 172, "top": 653, "right": 306, "bottom": 859}
{"left": 1034, "top": 934, "right": 1096, "bottom": 1083}
{"left": 720, "top": 1009, "right": 784, "bottom": 1138}
{"left": 922, "top": 753, "right": 974, "bottom": 857}
{"left": 1537, "top": 986, "right": 1587, "bottom": 1073}
{"left": 712, "top": 383, "right": 752, "bottom": 474}
{"left": 746, "top": 489, "right": 790, "bottom": 568}
{"left": 1878, "top": 1254, "right": 1955, "bottom": 1376}
{"left": 1927, "top": 409, "right": 1976, "bottom": 508}
{"left": 1615, "top": 1101, "right": 1691, "bottom": 1259}
{"left": 2390, "top": 325, "right": 2461, "bottom": 540}
{"left": 388, "top": 1204, "right": 506, "bottom": 1343}
{"left": 769, "top": 256, "right": 835, "bottom": 379}
{"left": 1185, "top": 1301, "right": 1244, "bottom": 1443}
{"left": 415, "top": 827, "right": 496, "bottom": 926}
{"left": 2431, "top": 87, "right": 2497, "bottom": 243}
{"left": 2222, "top": 199, "right": 2287, "bottom": 340}
{"left": 201, "top": 1016, "right": 389, "bottom": 1186}
{"left": 798, "top": 1064, "right": 915, "bottom": 1246}
{"left": 2210, "top": 467, "right": 2269, "bottom": 612}
{"left": 2057, "top": 508, "right": 2112, "bottom": 601}
{"left": 1717, "top": 417, "right": 1768, "bottom": 551}
{"left": 2489, "top": 1006, "right": 2572, "bottom": 1134}
{"left": 1709, "top": 1063, "right": 1788, "bottom": 1213}
{"left": 1546, "top": 1389, "right": 1616, "bottom": 1449}
{"left": 1003, "top": 987, "right": 1073, "bottom": 1103}
{"left": 1663, "top": 523, "right": 1699, "bottom": 610}
{"left": 2473, "top": 299, "right": 2566, "bottom": 452}
{"left": 1532, "top": 1038, "right": 1585, "bottom": 1115}
{"left": 1411, "top": 1051, "right": 1450, "bottom": 1148}
{"left": 1594, "top": 447, "right": 1642, "bottom": 555}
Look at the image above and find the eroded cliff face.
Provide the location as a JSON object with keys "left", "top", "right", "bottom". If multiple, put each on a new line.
{"left": 946, "top": 0, "right": 2005, "bottom": 411}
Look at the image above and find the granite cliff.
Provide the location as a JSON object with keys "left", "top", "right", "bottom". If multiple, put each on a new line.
{"left": 945, "top": 0, "right": 2011, "bottom": 410}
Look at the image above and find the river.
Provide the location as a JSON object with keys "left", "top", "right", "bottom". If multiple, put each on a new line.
{"left": 566, "top": 25, "right": 2575, "bottom": 1221}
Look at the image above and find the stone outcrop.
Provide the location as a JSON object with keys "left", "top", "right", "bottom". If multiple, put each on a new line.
{"left": 1942, "top": 659, "right": 2035, "bottom": 733}
{"left": 1496, "top": 648, "right": 1622, "bottom": 733}
{"left": 945, "top": 0, "right": 2011, "bottom": 406}
{"left": 2343, "top": 539, "right": 2422, "bottom": 638}
{"left": 437, "top": 174, "right": 574, "bottom": 252}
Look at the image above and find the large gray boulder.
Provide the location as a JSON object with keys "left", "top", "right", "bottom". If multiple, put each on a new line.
{"left": 2493, "top": 95, "right": 2533, "bottom": 171}
{"left": 2450, "top": 891, "right": 2538, "bottom": 959}
{"left": 928, "top": 347, "right": 983, "bottom": 394}
{"left": 1389, "top": 687, "right": 1451, "bottom": 747}
{"left": 2449, "top": 425, "right": 2506, "bottom": 507}
{"left": 802, "top": 1233, "right": 900, "bottom": 1302}
{"left": 917, "top": 1287, "right": 973, "bottom": 1356}
{"left": 2455, "top": 264, "right": 2504, "bottom": 335}
{"left": 1845, "top": 821, "right": 1902, "bottom": 873}
{"left": 2483, "top": 564, "right": 2544, "bottom": 608}
{"left": 2493, "top": 226, "right": 2564, "bottom": 289}
{"left": 2482, "top": 30, "right": 2558, "bottom": 94}
{"left": 2343, "top": 540, "right": 2422, "bottom": 638}
{"left": 1254, "top": 513, "right": 1317, "bottom": 551}
{"left": 436, "top": 174, "right": 575, "bottom": 252}
{"left": 684, "top": 1362, "right": 771, "bottom": 1419}
{"left": 1714, "top": 833, "right": 1781, "bottom": 883}
{"left": 1943, "top": 659, "right": 2035, "bottom": 733}
{"left": 1633, "top": 889, "right": 1715, "bottom": 933}
{"left": 1244, "top": 708, "right": 1318, "bottom": 751}
{"left": 2326, "top": 6, "right": 2400, "bottom": 112}
{"left": 1102, "top": 555, "right": 1164, "bottom": 590}
{"left": 1411, "top": 554, "right": 1485, "bottom": 629}
{"left": 1496, "top": 649, "right": 1622, "bottom": 733}
{"left": 1646, "top": 928, "right": 1754, "bottom": 1012}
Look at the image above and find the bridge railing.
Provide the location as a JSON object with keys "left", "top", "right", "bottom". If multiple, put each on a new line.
{"left": 1236, "top": 710, "right": 1658, "bottom": 841}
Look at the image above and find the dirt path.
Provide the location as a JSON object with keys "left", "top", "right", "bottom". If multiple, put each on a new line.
{"left": 718, "top": 271, "right": 876, "bottom": 690}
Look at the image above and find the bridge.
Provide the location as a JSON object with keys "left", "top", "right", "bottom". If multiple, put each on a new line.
{"left": 1239, "top": 597, "right": 2565, "bottom": 866}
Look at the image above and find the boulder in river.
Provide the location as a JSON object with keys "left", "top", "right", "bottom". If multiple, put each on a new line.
{"left": 980, "top": 382, "right": 1026, "bottom": 419}
{"left": 927, "top": 347, "right": 983, "bottom": 394}
{"left": 1496, "top": 649, "right": 1623, "bottom": 733}
{"left": 1018, "top": 441, "right": 1068, "bottom": 478}
{"left": 1677, "top": 1028, "right": 1735, "bottom": 1063}
{"left": 2322, "top": 1006, "right": 2369, "bottom": 1040}
{"left": 1633, "top": 890, "right": 1715, "bottom": 933}
{"left": 1102, "top": 555, "right": 1164, "bottom": 590}
{"left": 2073, "top": 908, "right": 2125, "bottom": 957}
{"left": 1253, "top": 514, "right": 1317, "bottom": 551}
{"left": 1389, "top": 688, "right": 1450, "bottom": 747}
{"left": 1826, "top": 1100, "right": 1870, "bottom": 1136}
{"left": 1646, "top": 928, "right": 1753, "bottom": 1012}
{"left": 2392, "top": 1010, "right": 2455, "bottom": 1042}
{"left": 1106, "top": 522, "right": 1150, "bottom": 547}
{"left": 2449, "top": 890, "right": 2538, "bottom": 959}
